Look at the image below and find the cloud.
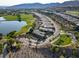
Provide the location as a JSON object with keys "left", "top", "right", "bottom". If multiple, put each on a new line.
{"left": 0, "top": 0, "right": 69, "bottom": 6}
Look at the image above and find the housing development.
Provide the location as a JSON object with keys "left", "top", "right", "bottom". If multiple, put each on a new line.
{"left": 0, "top": 0, "right": 79, "bottom": 58}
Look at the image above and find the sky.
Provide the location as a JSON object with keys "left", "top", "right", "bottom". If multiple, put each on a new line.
{"left": 0, "top": 0, "right": 70, "bottom": 6}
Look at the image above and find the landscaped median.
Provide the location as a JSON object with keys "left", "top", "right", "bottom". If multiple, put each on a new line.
{"left": 51, "top": 31, "right": 72, "bottom": 47}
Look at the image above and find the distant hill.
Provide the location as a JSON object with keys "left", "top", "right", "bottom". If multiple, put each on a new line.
{"left": 8, "top": 3, "right": 60, "bottom": 9}
{"left": 5, "top": 1, "right": 79, "bottom": 9}
{"left": 9, "top": 3, "right": 44, "bottom": 9}
{"left": 60, "top": 1, "right": 79, "bottom": 7}
{"left": 0, "top": 6, "right": 8, "bottom": 9}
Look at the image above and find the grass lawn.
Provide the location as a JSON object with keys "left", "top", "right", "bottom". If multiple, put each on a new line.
{"left": 14, "top": 25, "right": 32, "bottom": 35}
{"left": 20, "top": 14, "right": 35, "bottom": 26}
{"left": 66, "top": 11, "right": 79, "bottom": 16}
{"left": 4, "top": 15, "right": 17, "bottom": 21}
{"left": 4, "top": 14, "right": 34, "bottom": 21}
{"left": 55, "top": 34, "right": 72, "bottom": 45}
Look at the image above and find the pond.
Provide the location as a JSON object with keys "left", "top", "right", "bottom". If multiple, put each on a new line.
{"left": 0, "top": 17, "right": 27, "bottom": 35}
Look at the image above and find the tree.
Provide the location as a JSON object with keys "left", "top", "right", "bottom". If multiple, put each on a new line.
{"left": 0, "top": 33, "right": 3, "bottom": 40}
{"left": 7, "top": 31, "right": 16, "bottom": 38}
{"left": 17, "top": 14, "right": 21, "bottom": 22}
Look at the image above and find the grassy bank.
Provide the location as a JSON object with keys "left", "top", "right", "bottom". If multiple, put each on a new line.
{"left": 4, "top": 15, "right": 17, "bottom": 21}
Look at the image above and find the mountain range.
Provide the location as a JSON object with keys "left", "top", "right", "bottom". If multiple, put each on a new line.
{"left": 1, "top": 1, "right": 79, "bottom": 9}
{"left": 0, "top": 6, "right": 8, "bottom": 9}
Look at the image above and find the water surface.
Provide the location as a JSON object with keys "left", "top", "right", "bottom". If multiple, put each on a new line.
{"left": 0, "top": 21, "right": 27, "bottom": 35}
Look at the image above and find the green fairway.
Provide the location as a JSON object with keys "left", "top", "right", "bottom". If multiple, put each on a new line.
{"left": 66, "top": 11, "right": 79, "bottom": 16}
{"left": 4, "top": 14, "right": 34, "bottom": 21}
{"left": 20, "top": 14, "right": 35, "bottom": 26}
{"left": 4, "top": 15, "right": 17, "bottom": 21}
{"left": 55, "top": 34, "right": 72, "bottom": 45}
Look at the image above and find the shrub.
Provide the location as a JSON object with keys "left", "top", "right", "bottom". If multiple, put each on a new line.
{"left": 0, "top": 44, "right": 3, "bottom": 54}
